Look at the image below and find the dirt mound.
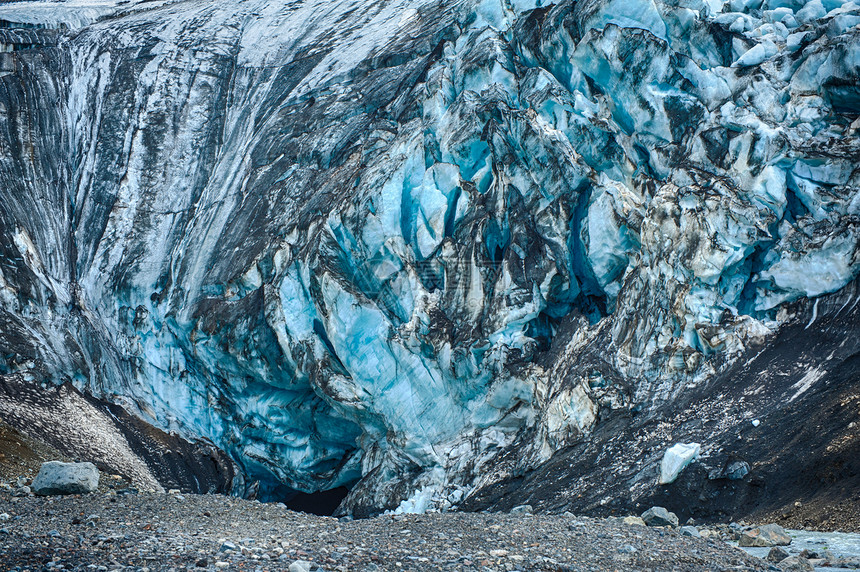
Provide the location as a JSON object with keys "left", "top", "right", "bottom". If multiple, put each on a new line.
{"left": 0, "top": 419, "right": 68, "bottom": 483}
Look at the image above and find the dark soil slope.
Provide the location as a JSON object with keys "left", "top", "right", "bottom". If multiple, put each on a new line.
{"left": 0, "top": 375, "right": 237, "bottom": 496}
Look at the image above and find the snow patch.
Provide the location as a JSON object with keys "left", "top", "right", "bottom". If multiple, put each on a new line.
{"left": 789, "top": 367, "right": 826, "bottom": 402}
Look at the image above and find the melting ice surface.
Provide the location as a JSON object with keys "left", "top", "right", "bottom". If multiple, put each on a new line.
{"left": 0, "top": 0, "right": 857, "bottom": 513}
{"left": 659, "top": 443, "right": 701, "bottom": 485}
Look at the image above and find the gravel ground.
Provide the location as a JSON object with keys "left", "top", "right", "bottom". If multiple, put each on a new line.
{"left": 0, "top": 490, "right": 773, "bottom": 572}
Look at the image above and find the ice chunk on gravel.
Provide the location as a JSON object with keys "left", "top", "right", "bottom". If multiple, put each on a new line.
{"left": 659, "top": 443, "right": 701, "bottom": 485}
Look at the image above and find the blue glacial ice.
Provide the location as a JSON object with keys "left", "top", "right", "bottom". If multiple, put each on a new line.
{"left": 0, "top": 0, "right": 856, "bottom": 512}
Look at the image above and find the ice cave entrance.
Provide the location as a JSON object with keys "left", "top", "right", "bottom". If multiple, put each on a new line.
{"left": 280, "top": 486, "right": 350, "bottom": 516}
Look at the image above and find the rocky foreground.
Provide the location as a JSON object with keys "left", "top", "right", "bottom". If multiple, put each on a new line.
{"left": 0, "top": 489, "right": 776, "bottom": 572}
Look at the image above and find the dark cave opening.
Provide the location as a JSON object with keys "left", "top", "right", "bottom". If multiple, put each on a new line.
{"left": 523, "top": 184, "right": 611, "bottom": 353}
{"left": 283, "top": 486, "right": 350, "bottom": 516}
{"left": 525, "top": 310, "right": 557, "bottom": 352}
{"left": 257, "top": 479, "right": 352, "bottom": 516}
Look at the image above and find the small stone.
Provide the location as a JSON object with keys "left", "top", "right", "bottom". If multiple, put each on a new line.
{"left": 778, "top": 556, "right": 814, "bottom": 571}
{"left": 489, "top": 549, "right": 508, "bottom": 557}
{"left": 641, "top": 506, "right": 679, "bottom": 527}
{"left": 195, "top": 559, "right": 207, "bottom": 568}
{"left": 289, "top": 560, "right": 312, "bottom": 572}
{"left": 510, "top": 505, "right": 533, "bottom": 515}
{"left": 618, "top": 544, "right": 637, "bottom": 554}
{"left": 622, "top": 516, "right": 646, "bottom": 526}
{"left": 725, "top": 461, "right": 750, "bottom": 480}
{"left": 738, "top": 524, "right": 791, "bottom": 547}
{"left": 0, "top": 513, "right": 9, "bottom": 521}
{"left": 214, "top": 562, "right": 229, "bottom": 569}
{"left": 679, "top": 526, "right": 700, "bottom": 537}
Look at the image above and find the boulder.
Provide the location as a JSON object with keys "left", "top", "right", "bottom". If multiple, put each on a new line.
{"left": 641, "top": 506, "right": 679, "bottom": 527}
{"left": 659, "top": 443, "right": 701, "bottom": 484}
{"left": 725, "top": 461, "right": 750, "bottom": 480}
{"left": 738, "top": 523, "right": 791, "bottom": 547}
{"left": 31, "top": 461, "right": 99, "bottom": 495}
{"left": 778, "top": 556, "right": 814, "bottom": 571}
{"left": 766, "top": 546, "right": 789, "bottom": 563}
{"left": 510, "top": 504, "right": 533, "bottom": 515}
{"left": 622, "top": 516, "right": 646, "bottom": 526}
{"left": 679, "top": 525, "right": 700, "bottom": 537}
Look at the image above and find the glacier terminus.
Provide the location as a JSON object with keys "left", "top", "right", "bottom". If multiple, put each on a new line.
{"left": 0, "top": 0, "right": 857, "bottom": 519}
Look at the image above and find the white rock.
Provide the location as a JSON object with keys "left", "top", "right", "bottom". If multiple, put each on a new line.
{"left": 510, "top": 504, "right": 533, "bottom": 515}
{"left": 659, "top": 443, "right": 701, "bottom": 484}
{"left": 289, "top": 560, "right": 312, "bottom": 572}
{"left": 31, "top": 461, "right": 99, "bottom": 495}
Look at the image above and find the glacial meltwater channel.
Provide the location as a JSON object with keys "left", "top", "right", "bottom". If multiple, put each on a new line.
{"left": 735, "top": 530, "right": 860, "bottom": 571}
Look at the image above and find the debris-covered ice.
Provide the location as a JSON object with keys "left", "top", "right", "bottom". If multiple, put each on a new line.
{"left": 0, "top": 0, "right": 857, "bottom": 512}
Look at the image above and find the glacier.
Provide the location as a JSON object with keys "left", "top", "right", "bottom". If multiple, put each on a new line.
{"left": 0, "top": 0, "right": 857, "bottom": 515}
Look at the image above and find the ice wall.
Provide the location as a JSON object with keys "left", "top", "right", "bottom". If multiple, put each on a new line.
{"left": 0, "top": 0, "right": 856, "bottom": 512}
